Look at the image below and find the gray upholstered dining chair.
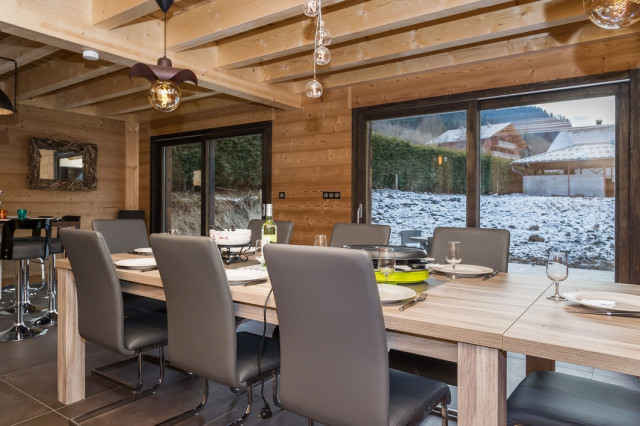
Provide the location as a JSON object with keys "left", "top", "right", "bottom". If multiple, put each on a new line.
{"left": 92, "top": 218, "right": 165, "bottom": 313}
{"left": 247, "top": 218, "right": 294, "bottom": 244}
{"left": 328, "top": 222, "right": 391, "bottom": 247}
{"left": 429, "top": 226, "right": 510, "bottom": 272}
{"left": 507, "top": 370, "right": 640, "bottom": 426}
{"left": 58, "top": 228, "right": 167, "bottom": 423}
{"left": 92, "top": 219, "right": 149, "bottom": 254}
{"left": 149, "top": 234, "right": 281, "bottom": 425}
{"left": 264, "top": 244, "right": 450, "bottom": 426}
{"left": 389, "top": 226, "right": 511, "bottom": 389}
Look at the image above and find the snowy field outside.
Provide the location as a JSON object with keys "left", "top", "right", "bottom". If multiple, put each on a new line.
{"left": 372, "top": 189, "right": 614, "bottom": 271}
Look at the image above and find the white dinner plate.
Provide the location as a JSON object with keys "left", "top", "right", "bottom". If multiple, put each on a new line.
{"left": 429, "top": 264, "right": 493, "bottom": 277}
{"left": 115, "top": 258, "right": 157, "bottom": 269}
{"left": 226, "top": 269, "right": 268, "bottom": 284}
{"left": 563, "top": 291, "right": 640, "bottom": 312}
{"left": 133, "top": 247, "right": 153, "bottom": 254}
{"left": 377, "top": 284, "right": 416, "bottom": 304}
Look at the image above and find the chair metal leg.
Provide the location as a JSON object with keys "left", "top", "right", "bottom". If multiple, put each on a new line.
{"left": 33, "top": 254, "right": 58, "bottom": 326}
{"left": 228, "top": 382, "right": 252, "bottom": 426}
{"left": 72, "top": 346, "right": 165, "bottom": 424}
{"left": 440, "top": 400, "right": 449, "bottom": 426}
{"left": 91, "top": 353, "right": 144, "bottom": 392}
{"left": 431, "top": 401, "right": 456, "bottom": 423}
{"left": 271, "top": 369, "right": 282, "bottom": 408}
{"left": 155, "top": 377, "right": 210, "bottom": 426}
{"left": 0, "top": 260, "right": 47, "bottom": 342}
{"left": 308, "top": 419, "right": 314, "bottom": 425}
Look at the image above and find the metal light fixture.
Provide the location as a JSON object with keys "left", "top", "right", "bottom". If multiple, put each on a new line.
{"left": 129, "top": 0, "right": 198, "bottom": 112}
{"left": 304, "top": 0, "right": 331, "bottom": 98}
{"left": 584, "top": 0, "right": 640, "bottom": 29}
{"left": 0, "top": 56, "right": 17, "bottom": 115}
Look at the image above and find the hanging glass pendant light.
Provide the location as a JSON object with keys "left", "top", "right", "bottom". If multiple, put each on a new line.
{"left": 129, "top": 0, "right": 198, "bottom": 112}
{"left": 583, "top": 0, "right": 640, "bottom": 29}
{"left": 305, "top": 79, "right": 323, "bottom": 98}
{"left": 304, "top": 0, "right": 330, "bottom": 98}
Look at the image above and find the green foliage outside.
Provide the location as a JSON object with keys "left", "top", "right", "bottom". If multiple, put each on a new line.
{"left": 170, "top": 135, "right": 262, "bottom": 192}
{"left": 214, "top": 136, "right": 262, "bottom": 190}
{"left": 372, "top": 133, "right": 517, "bottom": 194}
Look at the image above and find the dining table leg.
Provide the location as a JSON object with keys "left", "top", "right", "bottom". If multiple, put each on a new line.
{"left": 57, "top": 267, "right": 85, "bottom": 404}
{"left": 457, "top": 343, "right": 507, "bottom": 425}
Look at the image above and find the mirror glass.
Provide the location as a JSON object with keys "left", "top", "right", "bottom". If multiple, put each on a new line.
{"left": 28, "top": 137, "right": 97, "bottom": 191}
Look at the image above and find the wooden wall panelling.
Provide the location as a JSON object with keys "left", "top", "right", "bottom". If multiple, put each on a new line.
{"left": 0, "top": 105, "right": 125, "bottom": 281}
{"left": 271, "top": 88, "right": 352, "bottom": 244}
{"left": 137, "top": 33, "right": 640, "bottom": 247}
{"left": 350, "top": 34, "right": 640, "bottom": 109}
{"left": 124, "top": 120, "right": 140, "bottom": 210}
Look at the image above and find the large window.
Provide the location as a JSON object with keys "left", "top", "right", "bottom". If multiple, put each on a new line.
{"left": 150, "top": 122, "right": 271, "bottom": 236}
{"left": 354, "top": 77, "right": 634, "bottom": 283}
{"left": 370, "top": 111, "right": 467, "bottom": 238}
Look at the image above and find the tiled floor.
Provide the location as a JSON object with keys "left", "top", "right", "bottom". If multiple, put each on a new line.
{"left": 0, "top": 293, "right": 638, "bottom": 426}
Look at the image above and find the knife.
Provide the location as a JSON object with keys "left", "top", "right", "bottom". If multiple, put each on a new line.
{"left": 482, "top": 271, "right": 499, "bottom": 281}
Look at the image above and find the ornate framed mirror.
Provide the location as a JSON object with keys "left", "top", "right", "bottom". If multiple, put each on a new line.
{"left": 27, "top": 137, "right": 98, "bottom": 191}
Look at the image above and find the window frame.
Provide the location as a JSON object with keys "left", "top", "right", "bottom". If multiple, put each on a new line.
{"left": 353, "top": 72, "right": 636, "bottom": 283}
{"left": 150, "top": 121, "right": 272, "bottom": 235}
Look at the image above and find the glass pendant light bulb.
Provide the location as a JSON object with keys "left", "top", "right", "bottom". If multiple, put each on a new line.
{"left": 316, "top": 26, "right": 332, "bottom": 46}
{"left": 314, "top": 46, "right": 331, "bottom": 65}
{"left": 148, "top": 80, "right": 181, "bottom": 112}
{"left": 303, "top": 0, "right": 319, "bottom": 17}
{"left": 584, "top": 0, "right": 640, "bottom": 29}
{"left": 305, "top": 79, "right": 323, "bottom": 98}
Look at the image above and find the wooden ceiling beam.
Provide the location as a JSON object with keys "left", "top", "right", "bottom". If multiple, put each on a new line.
{"left": 92, "top": 0, "right": 162, "bottom": 29}
{"left": 308, "top": 22, "right": 640, "bottom": 92}
{"left": 167, "top": 0, "right": 349, "bottom": 51}
{"left": 75, "top": 85, "right": 217, "bottom": 117}
{"left": 264, "top": 0, "right": 587, "bottom": 82}
{"left": 17, "top": 55, "right": 124, "bottom": 100}
{"left": 0, "top": 0, "right": 300, "bottom": 110}
{"left": 19, "top": 69, "right": 149, "bottom": 110}
{"left": 215, "top": 0, "right": 514, "bottom": 69}
{"left": 0, "top": 36, "right": 59, "bottom": 74}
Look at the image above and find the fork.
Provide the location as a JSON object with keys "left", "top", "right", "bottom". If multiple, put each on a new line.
{"left": 399, "top": 292, "right": 428, "bottom": 311}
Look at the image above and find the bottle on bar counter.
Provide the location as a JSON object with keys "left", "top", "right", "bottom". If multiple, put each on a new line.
{"left": 262, "top": 204, "right": 277, "bottom": 243}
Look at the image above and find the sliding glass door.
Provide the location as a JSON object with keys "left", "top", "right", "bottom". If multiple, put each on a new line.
{"left": 150, "top": 122, "right": 271, "bottom": 236}
{"left": 354, "top": 79, "right": 631, "bottom": 282}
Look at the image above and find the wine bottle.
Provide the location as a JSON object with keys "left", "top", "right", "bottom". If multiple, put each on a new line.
{"left": 262, "top": 204, "right": 278, "bottom": 243}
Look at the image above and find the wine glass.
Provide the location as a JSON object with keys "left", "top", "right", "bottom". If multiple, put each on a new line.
{"left": 445, "top": 241, "right": 462, "bottom": 280}
{"left": 255, "top": 238, "right": 269, "bottom": 267}
{"left": 546, "top": 251, "right": 569, "bottom": 301}
{"left": 378, "top": 247, "right": 395, "bottom": 284}
{"left": 314, "top": 234, "right": 328, "bottom": 247}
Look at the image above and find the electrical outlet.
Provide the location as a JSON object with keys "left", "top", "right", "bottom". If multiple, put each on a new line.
{"left": 323, "top": 191, "right": 340, "bottom": 199}
{"left": 279, "top": 192, "right": 285, "bottom": 199}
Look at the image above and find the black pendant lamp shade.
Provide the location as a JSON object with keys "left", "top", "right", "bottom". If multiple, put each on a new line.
{"left": 129, "top": 0, "right": 198, "bottom": 112}
{"left": 0, "top": 56, "right": 17, "bottom": 115}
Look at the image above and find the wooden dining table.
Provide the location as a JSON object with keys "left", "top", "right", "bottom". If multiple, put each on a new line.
{"left": 56, "top": 253, "right": 640, "bottom": 425}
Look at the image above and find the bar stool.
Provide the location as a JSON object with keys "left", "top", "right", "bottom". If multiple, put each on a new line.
{"left": 0, "top": 218, "right": 52, "bottom": 341}
{"left": 34, "top": 215, "right": 81, "bottom": 327}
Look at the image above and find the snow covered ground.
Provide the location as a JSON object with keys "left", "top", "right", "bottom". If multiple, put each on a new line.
{"left": 372, "top": 189, "right": 614, "bottom": 271}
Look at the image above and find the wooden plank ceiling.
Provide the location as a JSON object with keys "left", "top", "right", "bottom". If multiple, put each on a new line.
{"left": 0, "top": 0, "right": 637, "bottom": 121}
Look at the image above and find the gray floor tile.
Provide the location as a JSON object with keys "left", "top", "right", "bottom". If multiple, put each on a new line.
{"left": 0, "top": 379, "right": 51, "bottom": 426}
